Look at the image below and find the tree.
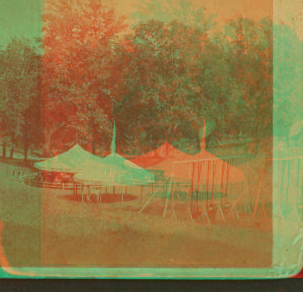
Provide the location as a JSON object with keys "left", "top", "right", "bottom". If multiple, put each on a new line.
{"left": 132, "top": 0, "right": 215, "bottom": 31}
{"left": 273, "top": 22, "right": 303, "bottom": 145}
{"left": 218, "top": 17, "right": 273, "bottom": 152}
{"left": 0, "top": 38, "right": 41, "bottom": 160}
{"left": 112, "top": 19, "right": 219, "bottom": 153}
{"left": 42, "top": 0, "right": 127, "bottom": 155}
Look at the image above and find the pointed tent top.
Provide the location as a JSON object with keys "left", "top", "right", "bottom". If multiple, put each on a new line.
{"left": 34, "top": 143, "right": 103, "bottom": 173}
{"left": 130, "top": 141, "right": 191, "bottom": 168}
{"left": 110, "top": 122, "right": 116, "bottom": 154}
{"left": 74, "top": 152, "right": 155, "bottom": 186}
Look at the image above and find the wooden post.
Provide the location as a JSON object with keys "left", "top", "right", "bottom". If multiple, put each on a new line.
{"left": 228, "top": 172, "right": 262, "bottom": 214}
{"left": 203, "top": 205, "right": 211, "bottom": 225}
{"left": 253, "top": 170, "right": 265, "bottom": 217}
{"left": 141, "top": 186, "right": 144, "bottom": 198}
{"left": 218, "top": 204, "right": 225, "bottom": 222}
{"left": 234, "top": 205, "right": 240, "bottom": 220}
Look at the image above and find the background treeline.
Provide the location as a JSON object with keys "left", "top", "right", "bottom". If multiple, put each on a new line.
{"left": 0, "top": 0, "right": 302, "bottom": 160}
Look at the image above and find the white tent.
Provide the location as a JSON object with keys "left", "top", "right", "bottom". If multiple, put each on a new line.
{"left": 34, "top": 144, "right": 103, "bottom": 173}
{"left": 73, "top": 124, "right": 154, "bottom": 186}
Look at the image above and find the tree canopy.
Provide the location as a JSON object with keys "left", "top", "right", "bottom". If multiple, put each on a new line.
{"left": 1, "top": 0, "right": 300, "bottom": 159}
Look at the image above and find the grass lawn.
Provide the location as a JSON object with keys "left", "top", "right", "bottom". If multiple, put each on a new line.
{"left": 0, "top": 150, "right": 275, "bottom": 270}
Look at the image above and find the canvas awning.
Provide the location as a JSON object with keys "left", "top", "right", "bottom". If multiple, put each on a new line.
{"left": 149, "top": 150, "right": 194, "bottom": 171}
{"left": 164, "top": 150, "right": 245, "bottom": 184}
{"left": 73, "top": 124, "right": 154, "bottom": 186}
{"left": 74, "top": 153, "right": 154, "bottom": 186}
{"left": 130, "top": 141, "right": 191, "bottom": 169}
{"left": 34, "top": 144, "right": 103, "bottom": 173}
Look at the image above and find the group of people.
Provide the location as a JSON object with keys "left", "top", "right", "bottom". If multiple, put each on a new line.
{"left": 81, "top": 185, "right": 103, "bottom": 203}
{"left": 12, "top": 169, "right": 25, "bottom": 182}
{"left": 34, "top": 172, "right": 74, "bottom": 184}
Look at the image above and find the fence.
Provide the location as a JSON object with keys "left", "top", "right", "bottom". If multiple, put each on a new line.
{"left": 21, "top": 173, "right": 77, "bottom": 190}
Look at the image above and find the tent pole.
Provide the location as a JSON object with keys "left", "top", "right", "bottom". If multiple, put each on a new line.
{"left": 203, "top": 204, "right": 211, "bottom": 225}
{"left": 139, "top": 183, "right": 163, "bottom": 213}
{"left": 190, "top": 162, "right": 195, "bottom": 213}
{"left": 206, "top": 161, "right": 210, "bottom": 210}
{"left": 171, "top": 184, "right": 177, "bottom": 220}
{"left": 253, "top": 170, "right": 265, "bottom": 217}
{"left": 228, "top": 172, "right": 262, "bottom": 213}
{"left": 212, "top": 159, "right": 218, "bottom": 208}
{"left": 196, "top": 162, "right": 202, "bottom": 214}
{"left": 163, "top": 178, "right": 173, "bottom": 219}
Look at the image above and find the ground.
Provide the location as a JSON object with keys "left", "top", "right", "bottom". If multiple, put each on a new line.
{"left": 0, "top": 146, "right": 278, "bottom": 270}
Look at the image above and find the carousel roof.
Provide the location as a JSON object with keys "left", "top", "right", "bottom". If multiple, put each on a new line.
{"left": 34, "top": 144, "right": 103, "bottom": 173}
{"left": 74, "top": 124, "right": 154, "bottom": 186}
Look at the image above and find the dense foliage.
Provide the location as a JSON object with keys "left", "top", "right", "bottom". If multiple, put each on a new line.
{"left": 0, "top": 0, "right": 301, "bottom": 159}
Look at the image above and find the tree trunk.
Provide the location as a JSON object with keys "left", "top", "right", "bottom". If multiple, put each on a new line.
{"left": 24, "top": 131, "right": 28, "bottom": 162}
{"left": 9, "top": 146, "right": 14, "bottom": 159}
{"left": 24, "top": 147, "right": 28, "bottom": 162}
{"left": 2, "top": 142, "right": 6, "bottom": 158}
{"left": 43, "top": 123, "right": 65, "bottom": 157}
{"left": 92, "top": 138, "right": 96, "bottom": 154}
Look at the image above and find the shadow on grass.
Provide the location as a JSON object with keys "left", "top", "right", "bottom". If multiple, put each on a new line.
{"left": 0, "top": 158, "right": 38, "bottom": 170}
{"left": 58, "top": 193, "right": 138, "bottom": 204}
{"left": 0, "top": 222, "right": 41, "bottom": 268}
{"left": 151, "top": 191, "right": 228, "bottom": 202}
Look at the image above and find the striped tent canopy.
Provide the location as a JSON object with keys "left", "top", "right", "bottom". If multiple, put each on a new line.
{"left": 149, "top": 150, "right": 193, "bottom": 171}
{"left": 130, "top": 141, "right": 189, "bottom": 169}
{"left": 34, "top": 144, "right": 103, "bottom": 173}
{"left": 164, "top": 150, "right": 245, "bottom": 185}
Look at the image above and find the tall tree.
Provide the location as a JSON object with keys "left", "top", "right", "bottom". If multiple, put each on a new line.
{"left": 0, "top": 38, "right": 41, "bottom": 160}
{"left": 42, "top": 0, "right": 127, "bottom": 155}
{"left": 112, "top": 20, "right": 219, "bottom": 153}
{"left": 273, "top": 22, "right": 303, "bottom": 145}
{"left": 220, "top": 17, "right": 273, "bottom": 152}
